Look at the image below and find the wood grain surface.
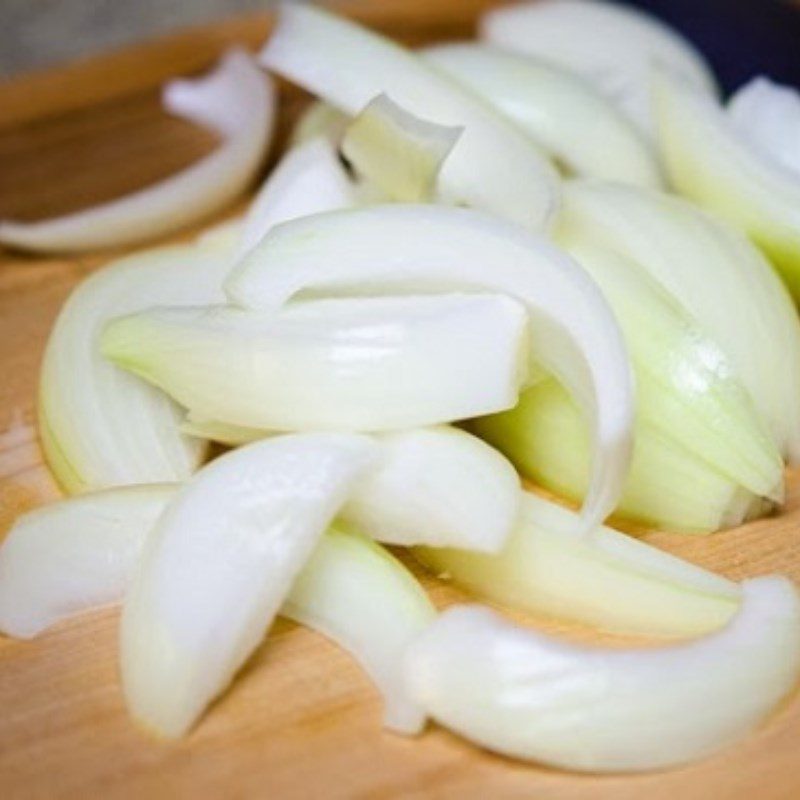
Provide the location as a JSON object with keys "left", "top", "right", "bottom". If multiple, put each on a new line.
{"left": 2, "top": 1, "right": 800, "bottom": 797}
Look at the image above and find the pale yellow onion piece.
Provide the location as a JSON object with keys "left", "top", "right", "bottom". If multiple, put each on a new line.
{"left": 101, "top": 295, "right": 529, "bottom": 433}
{"left": 0, "top": 487, "right": 432, "bottom": 735}
{"left": 290, "top": 100, "right": 350, "bottom": 148}
{"left": 181, "top": 417, "right": 267, "bottom": 447}
{"left": 121, "top": 433, "right": 376, "bottom": 738}
{"left": 655, "top": 70, "right": 800, "bottom": 300}
{"left": 195, "top": 216, "right": 246, "bottom": 251}
{"left": 472, "top": 377, "right": 760, "bottom": 534}
{"left": 341, "top": 427, "right": 521, "bottom": 553}
{"left": 226, "top": 204, "right": 634, "bottom": 532}
{"left": 417, "top": 490, "right": 738, "bottom": 638}
{"left": 0, "top": 50, "right": 275, "bottom": 253}
{"left": 259, "top": 3, "right": 559, "bottom": 230}
{"left": 405, "top": 577, "right": 800, "bottom": 772}
{"left": 237, "top": 136, "right": 356, "bottom": 258}
{"left": 557, "top": 178, "right": 800, "bottom": 464}
{"left": 340, "top": 94, "right": 462, "bottom": 202}
{"left": 40, "top": 243, "right": 233, "bottom": 494}
{"left": 481, "top": 0, "right": 716, "bottom": 135}
{"left": 424, "top": 43, "right": 662, "bottom": 188}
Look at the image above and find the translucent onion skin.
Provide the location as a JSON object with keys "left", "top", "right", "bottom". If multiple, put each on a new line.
{"left": 424, "top": 43, "right": 662, "bottom": 188}
{"left": 259, "top": 3, "right": 560, "bottom": 230}
{"left": 40, "top": 243, "right": 233, "bottom": 494}
{"left": 480, "top": 0, "right": 717, "bottom": 135}
{"left": 101, "top": 295, "right": 529, "bottom": 433}
{"left": 417, "top": 490, "right": 739, "bottom": 638}
{"left": 557, "top": 178, "right": 800, "bottom": 465}
{"left": 226, "top": 204, "right": 635, "bottom": 533}
{"left": 654, "top": 70, "right": 800, "bottom": 300}
{"left": 121, "top": 433, "right": 376, "bottom": 739}
{"left": 405, "top": 577, "right": 800, "bottom": 773}
{"left": 0, "top": 50, "right": 275, "bottom": 253}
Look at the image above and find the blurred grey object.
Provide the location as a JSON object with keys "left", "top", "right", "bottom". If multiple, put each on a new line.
{"left": 0, "top": 0, "right": 288, "bottom": 77}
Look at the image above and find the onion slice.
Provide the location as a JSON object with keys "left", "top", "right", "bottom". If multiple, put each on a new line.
{"left": 417, "top": 490, "right": 739, "bottom": 637}
{"left": 405, "top": 577, "right": 800, "bottom": 772}
{"left": 557, "top": 179, "right": 800, "bottom": 464}
{"left": 226, "top": 204, "right": 634, "bottom": 531}
{"left": 120, "top": 433, "right": 376, "bottom": 738}
{"left": 654, "top": 70, "right": 800, "bottom": 300}
{"left": 237, "top": 136, "right": 356, "bottom": 258}
{"left": 424, "top": 44, "right": 662, "bottom": 188}
{"left": 341, "top": 427, "right": 521, "bottom": 553}
{"left": 40, "top": 243, "right": 233, "bottom": 494}
{"left": 259, "top": 3, "right": 559, "bottom": 230}
{"left": 0, "top": 50, "right": 275, "bottom": 253}
{"left": 101, "top": 295, "right": 529, "bottom": 433}
{"left": 480, "top": 0, "right": 717, "bottom": 135}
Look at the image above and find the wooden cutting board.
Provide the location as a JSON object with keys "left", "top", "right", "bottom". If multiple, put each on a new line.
{"left": 2, "top": 1, "right": 800, "bottom": 797}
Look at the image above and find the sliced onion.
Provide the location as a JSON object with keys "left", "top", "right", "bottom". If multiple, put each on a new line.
{"left": 481, "top": 0, "right": 716, "bottom": 135}
{"left": 417, "top": 490, "right": 738, "bottom": 637}
{"left": 226, "top": 204, "right": 634, "bottom": 532}
{"left": 0, "top": 485, "right": 432, "bottom": 734}
{"left": 237, "top": 136, "right": 356, "bottom": 258}
{"left": 424, "top": 44, "right": 662, "bottom": 188}
{"left": 341, "top": 427, "right": 520, "bottom": 553}
{"left": 181, "top": 417, "right": 267, "bottom": 447}
{"left": 290, "top": 100, "right": 350, "bottom": 148}
{"left": 40, "top": 243, "right": 233, "bottom": 494}
{"left": 405, "top": 577, "right": 800, "bottom": 772}
{"left": 557, "top": 178, "right": 800, "bottom": 464}
{"left": 654, "top": 70, "right": 800, "bottom": 300}
{"left": 101, "top": 295, "right": 529, "bottom": 433}
{"left": 283, "top": 525, "right": 435, "bottom": 734}
{"left": 259, "top": 3, "right": 559, "bottom": 230}
{"left": 0, "top": 484, "right": 177, "bottom": 639}
{"left": 0, "top": 50, "right": 275, "bottom": 253}
{"left": 120, "top": 433, "right": 376, "bottom": 738}
{"left": 340, "top": 94, "right": 462, "bottom": 202}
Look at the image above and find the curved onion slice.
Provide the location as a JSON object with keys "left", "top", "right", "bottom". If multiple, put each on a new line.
{"left": 417, "top": 490, "right": 739, "bottom": 637}
{"left": 283, "top": 525, "right": 435, "bottom": 734}
{"left": 259, "top": 3, "right": 559, "bottom": 230}
{"left": 237, "top": 136, "right": 356, "bottom": 257}
{"left": 290, "top": 101, "right": 350, "bottom": 148}
{"left": 341, "top": 427, "right": 521, "bottom": 553}
{"left": 480, "top": 0, "right": 716, "bottom": 135}
{"left": 101, "top": 295, "right": 529, "bottom": 432}
{"left": 557, "top": 179, "right": 800, "bottom": 464}
{"left": 341, "top": 94, "right": 462, "bottom": 202}
{"left": 181, "top": 417, "right": 267, "bottom": 447}
{"left": 120, "top": 433, "right": 376, "bottom": 738}
{"left": 40, "top": 243, "right": 233, "bottom": 494}
{"left": 405, "top": 577, "right": 800, "bottom": 772}
{"left": 472, "top": 377, "right": 762, "bottom": 534}
{"left": 226, "top": 204, "right": 634, "bottom": 532}
{"left": 0, "top": 50, "right": 275, "bottom": 253}
{"left": 0, "top": 488, "right": 432, "bottom": 735}
{"left": 0, "top": 485, "right": 177, "bottom": 639}
{"left": 654, "top": 70, "right": 800, "bottom": 299}
{"left": 424, "top": 43, "right": 661, "bottom": 188}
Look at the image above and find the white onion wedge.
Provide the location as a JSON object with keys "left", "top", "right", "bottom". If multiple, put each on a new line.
{"left": 341, "top": 427, "right": 521, "bottom": 553}
{"left": 226, "top": 204, "right": 634, "bottom": 532}
{"left": 237, "top": 136, "right": 356, "bottom": 258}
{"left": 424, "top": 44, "right": 662, "bottom": 188}
{"left": 102, "top": 295, "right": 528, "bottom": 432}
{"left": 260, "top": 3, "right": 559, "bottom": 229}
{"left": 340, "top": 94, "right": 462, "bottom": 202}
{"left": 0, "top": 50, "right": 274, "bottom": 253}
{"left": 405, "top": 577, "right": 800, "bottom": 772}
{"left": 283, "top": 525, "right": 435, "bottom": 734}
{"left": 40, "top": 243, "right": 233, "bottom": 494}
{"left": 417, "top": 491, "right": 739, "bottom": 637}
{"left": 0, "top": 485, "right": 177, "bottom": 639}
{"left": 654, "top": 70, "right": 800, "bottom": 300}
{"left": 290, "top": 101, "right": 350, "bottom": 147}
{"left": 120, "top": 433, "right": 376, "bottom": 738}
{"left": 481, "top": 0, "right": 716, "bottom": 135}
{"left": 557, "top": 179, "right": 800, "bottom": 464}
